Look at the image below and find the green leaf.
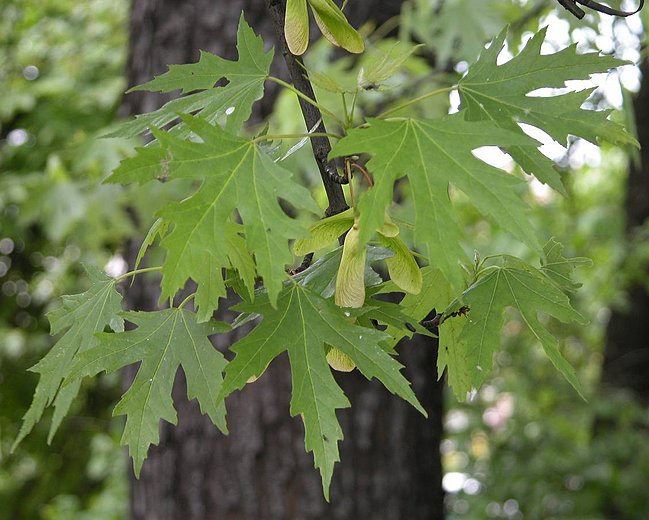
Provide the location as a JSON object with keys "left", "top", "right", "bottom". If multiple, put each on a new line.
{"left": 105, "top": 14, "right": 272, "bottom": 139}
{"left": 224, "top": 222, "right": 257, "bottom": 300}
{"left": 116, "top": 114, "right": 319, "bottom": 319}
{"left": 291, "top": 245, "right": 390, "bottom": 298}
{"left": 107, "top": 143, "right": 169, "bottom": 185}
{"left": 541, "top": 238, "right": 592, "bottom": 292}
{"left": 302, "top": 63, "right": 350, "bottom": 93}
{"left": 375, "top": 267, "right": 467, "bottom": 390}
{"left": 331, "top": 114, "right": 536, "bottom": 289}
{"left": 359, "top": 296, "right": 433, "bottom": 341}
{"left": 12, "top": 265, "right": 123, "bottom": 451}
{"left": 66, "top": 309, "right": 230, "bottom": 476}
{"left": 308, "top": 0, "right": 365, "bottom": 54}
{"left": 412, "top": 0, "right": 505, "bottom": 66}
{"left": 219, "top": 284, "right": 424, "bottom": 498}
{"left": 449, "top": 254, "right": 586, "bottom": 397}
{"left": 286, "top": 0, "right": 310, "bottom": 55}
{"left": 459, "top": 27, "right": 638, "bottom": 194}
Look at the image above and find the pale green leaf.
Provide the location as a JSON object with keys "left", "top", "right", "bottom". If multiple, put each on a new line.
{"left": 134, "top": 218, "right": 169, "bottom": 271}
{"left": 377, "top": 233, "right": 422, "bottom": 295}
{"left": 286, "top": 0, "right": 310, "bottom": 55}
{"left": 450, "top": 255, "right": 586, "bottom": 397}
{"left": 67, "top": 309, "right": 229, "bottom": 476}
{"left": 303, "top": 63, "right": 350, "bottom": 93}
{"left": 541, "top": 238, "right": 592, "bottom": 292}
{"left": 308, "top": 0, "right": 365, "bottom": 54}
{"left": 459, "top": 27, "right": 637, "bottom": 194}
{"left": 358, "top": 43, "right": 423, "bottom": 90}
{"left": 412, "top": 0, "right": 505, "bottom": 66}
{"left": 105, "top": 15, "right": 272, "bottom": 139}
{"left": 293, "top": 208, "right": 354, "bottom": 255}
{"left": 12, "top": 266, "right": 123, "bottom": 451}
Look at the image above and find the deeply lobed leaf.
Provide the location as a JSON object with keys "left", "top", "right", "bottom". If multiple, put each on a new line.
{"left": 219, "top": 283, "right": 424, "bottom": 498}
{"left": 66, "top": 309, "right": 230, "bottom": 476}
{"left": 446, "top": 251, "right": 587, "bottom": 398}
{"left": 12, "top": 265, "right": 123, "bottom": 450}
{"left": 105, "top": 14, "right": 273, "bottom": 140}
{"left": 331, "top": 114, "right": 535, "bottom": 289}
{"left": 111, "top": 113, "right": 319, "bottom": 319}
{"left": 459, "top": 26, "right": 637, "bottom": 194}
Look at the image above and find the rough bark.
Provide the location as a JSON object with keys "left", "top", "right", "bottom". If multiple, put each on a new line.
{"left": 121, "top": 1, "right": 444, "bottom": 518}
{"left": 601, "top": 58, "right": 649, "bottom": 402}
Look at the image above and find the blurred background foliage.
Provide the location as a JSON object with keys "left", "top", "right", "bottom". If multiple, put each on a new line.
{"left": 1, "top": 0, "right": 648, "bottom": 518}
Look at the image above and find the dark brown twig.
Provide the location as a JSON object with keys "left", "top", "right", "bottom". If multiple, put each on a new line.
{"left": 289, "top": 252, "right": 314, "bottom": 275}
{"left": 265, "top": 0, "right": 349, "bottom": 217}
{"left": 421, "top": 306, "right": 470, "bottom": 332}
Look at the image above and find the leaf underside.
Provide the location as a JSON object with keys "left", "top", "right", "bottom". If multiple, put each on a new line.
{"left": 459, "top": 26, "right": 637, "bottom": 194}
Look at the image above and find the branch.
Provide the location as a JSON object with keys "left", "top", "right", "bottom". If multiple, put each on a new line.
{"left": 265, "top": 0, "right": 349, "bottom": 217}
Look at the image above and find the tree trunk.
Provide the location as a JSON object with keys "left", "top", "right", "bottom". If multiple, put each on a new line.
{"left": 121, "top": 1, "right": 444, "bottom": 518}
{"left": 601, "top": 57, "right": 649, "bottom": 402}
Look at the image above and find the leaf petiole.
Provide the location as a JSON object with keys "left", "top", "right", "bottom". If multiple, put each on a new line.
{"left": 115, "top": 266, "right": 163, "bottom": 282}
{"left": 267, "top": 76, "right": 344, "bottom": 126}
{"left": 377, "top": 85, "right": 457, "bottom": 118}
{"left": 251, "top": 131, "right": 343, "bottom": 144}
{"left": 177, "top": 293, "right": 196, "bottom": 309}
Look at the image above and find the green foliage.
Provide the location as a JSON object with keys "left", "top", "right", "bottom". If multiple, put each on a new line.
{"left": 107, "top": 14, "right": 273, "bottom": 138}
{"left": 12, "top": 9, "right": 638, "bottom": 500}
{"left": 219, "top": 283, "right": 425, "bottom": 498}
{"left": 1, "top": 0, "right": 133, "bottom": 515}
{"left": 12, "top": 266, "right": 123, "bottom": 450}
{"left": 115, "top": 113, "right": 319, "bottom": 319}
{"left": 458, "top": 27, "right": 638, "bottom": 194}
{"left": 331, "top": 115, "right": 537, "bottom": 289}
{"left": 67, "top": 309, "right": 230, "bottom": 476}
{"left": 441, "top": 245, "right": 587, "bottom": 400}
{"left": 405, "top": 0, "right": 507, "bottom": 66}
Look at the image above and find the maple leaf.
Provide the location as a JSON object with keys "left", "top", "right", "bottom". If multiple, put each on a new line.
{"left": 12, "top": 266, "right": 123, "bottom": 451}
{"left": 446, "top": 251, "right": 586, "bottom": 398}
{"left": 111, "top": 114, "right": 319, "bottom": 319}
{"left": 218, "top": 283, "right": 425, "bottom": 499}
{"left": 541, "top": 237, "right": 591, "bottom": 292}
{"left": 459, "top": 26, "right": 637, "bottom": 194}
{"left": 331, "top": 114, "right": 535, "bottom": 289}
{"left": 65, "top": 309, "right": 230, "bottom": 476}
{"left": 105, "top": 14, "right": 272, "bottom": 140}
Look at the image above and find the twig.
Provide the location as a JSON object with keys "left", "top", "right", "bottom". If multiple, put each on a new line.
{"left": 289, "top": 252, "right": 315, "bottom": 275}
{"left": 265, "top": 0, "right": 349, "bottom": 217}
{"left": 421, "top": 306, "right": 470, "bottom": 332}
